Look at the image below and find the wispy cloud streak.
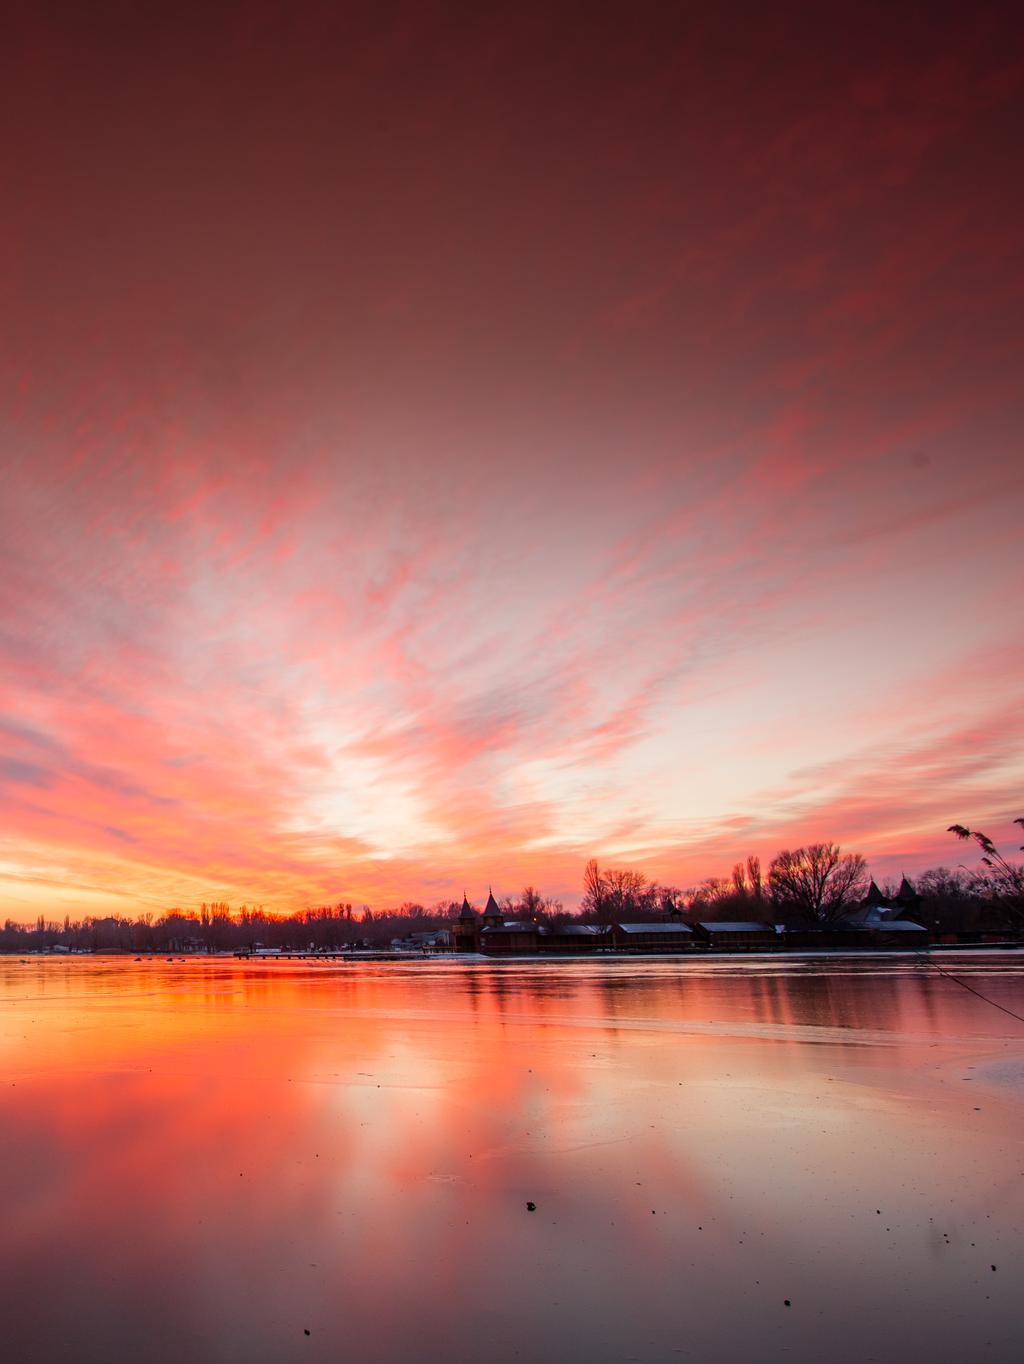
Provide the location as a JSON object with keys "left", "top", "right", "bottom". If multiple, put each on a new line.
{"left": 0, "top": 3, "right": 1021, "bottom": 916}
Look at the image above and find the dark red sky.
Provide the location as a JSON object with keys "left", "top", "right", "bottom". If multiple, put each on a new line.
{"left": 1, "top": 2, "right": 1022, "bottom": 917}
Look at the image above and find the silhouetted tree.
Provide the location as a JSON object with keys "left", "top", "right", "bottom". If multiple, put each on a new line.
{"left": 580, "top": 860, "right": 667, "bottom": 920}
{"left": 746, "top": 856, "right": 763, "bottom": 902}
{"left": 768, "top": 843, "right": 867, "bottom": 924}
{"left": 581, "top": 859, "right": 608, "bottom": 918}
{"left": 519, "top": 885, "right": 544, "bottom": 919}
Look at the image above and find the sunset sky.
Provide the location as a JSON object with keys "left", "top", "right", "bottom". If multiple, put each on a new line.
{"left": 1, "top": 3, "right": 1022, "bottom": 920}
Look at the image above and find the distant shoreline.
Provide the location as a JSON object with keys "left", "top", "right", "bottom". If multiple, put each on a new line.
{"left": 5, "top": 944, "right": 1023, "bottom": 963}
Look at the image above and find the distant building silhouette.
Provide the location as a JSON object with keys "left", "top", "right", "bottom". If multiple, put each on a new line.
{"left": 826, "top": 875, "right": 927, "bottom": 945}
{"left": 864, "top": 880, "right": 888, "bottom": 908}
{"left": 450, "top": 895, "right": 480, "bottom": 952}
{"left": 444, "top": 878, "right": 931, "bottom": 956}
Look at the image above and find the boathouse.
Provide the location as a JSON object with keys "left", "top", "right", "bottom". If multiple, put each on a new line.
{"left": 614, "top": 922, "right": 694, "bottom": 952}
{"left": 695, "top": 921, "right": 777, "bottom": 951}
{"left": 543, "top": 923, "right": 613, "bottom": 952}
{"left": 480, "top": 921, "right": 541, "bottom": 954}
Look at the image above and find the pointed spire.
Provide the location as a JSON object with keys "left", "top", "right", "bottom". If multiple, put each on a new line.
{"left": 484, "top": 890, "right": 501, "bottom": 919}
{"left": 460, "top": 893, "right": 475, "bottom": 920}
{"left": 895, "top": 875, "right": 919, "bottom": 905}
{"left": 864, "top": 880, "right": 887, "bottom": 907}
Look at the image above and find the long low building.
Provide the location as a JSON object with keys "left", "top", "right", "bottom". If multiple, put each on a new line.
{"left": 454, "top": 891, "right": 933, "bottom": 955}
{"left": 480, "top": 921, "right": 541, "bottom": 954}
{"left": 831, "top": 918, "right": 929, "bottom": 948}
{"left": 476, "top": 918, "right": 698, "bottom": 954}
{"left": 614, "top": 922, "right": 695, "bottom": 951}
{"left": 694, "top": 921, "right": 779, "bottom": 950}
{"left": 543, "top": 924, "right": 614, "bottom": 952}
{"left": 479, "top": 920, "right": 700, "bottom": 954}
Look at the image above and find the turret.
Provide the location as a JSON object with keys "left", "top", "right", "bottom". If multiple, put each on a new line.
{"left": 895, "top": 876, "right": 921, "bottom": 909}
{"left": 482, "top": 890, "right": 502, "bottom": 927}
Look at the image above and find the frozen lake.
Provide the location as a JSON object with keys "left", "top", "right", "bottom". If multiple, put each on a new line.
{"left": 1, "top": 953, "right": 1023, "bottom": 1362}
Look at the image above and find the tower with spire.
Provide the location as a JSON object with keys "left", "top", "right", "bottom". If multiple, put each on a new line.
{"left": 482, "top": 890, "right": 502, "bottom": 928}
{"left": 894, "top": 876, "right": 922, "bottom": 915}
{"left": 451, "top": 893, "right": 480, "bottom": 952}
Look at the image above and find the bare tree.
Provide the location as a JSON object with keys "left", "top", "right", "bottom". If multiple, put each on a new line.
{"left": 581, "top": 858, "right": 608, "bottom": 919}
{"left": 746, "top": 855, "right": 763, "bottom": 902}
{"left": 700, "top": 877, "right": 732, "bottom": 903}
{"left": 605, "top": 868, "right": 651, "bottom": 917}
{"left": 917, "top": 867, "right": 972, "bottom": 898}
{"left": 581, "top": 860, "right": 660, "bottom": 920}
{"left": 768, "top": 843, "right": 868, "bottom": 924}
{"left": 519, "top": 886, "right": 544, "bottom": 919}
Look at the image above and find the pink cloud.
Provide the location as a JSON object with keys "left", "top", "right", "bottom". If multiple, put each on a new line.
{"left": 0, "top": 5, "right": 1022, "bottom": 917}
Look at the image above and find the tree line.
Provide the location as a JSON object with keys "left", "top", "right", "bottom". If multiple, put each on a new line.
{"left": 0, "top": 888, "right": 568, "bottom": 954}
{"left": 2, "top": 817, "right": 1020, "bottom": 952}
{"left": 580, "top": 817, "right": 1023, "bottom": 931}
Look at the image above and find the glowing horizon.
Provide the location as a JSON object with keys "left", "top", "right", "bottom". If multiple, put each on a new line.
{"left": 1, "top": 6, "right": 1022, "bottom": 922}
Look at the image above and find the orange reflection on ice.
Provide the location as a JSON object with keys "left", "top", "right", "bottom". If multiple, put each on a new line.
{"left": 1, "top": 955, "right": 1023, "bottom": 1363}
